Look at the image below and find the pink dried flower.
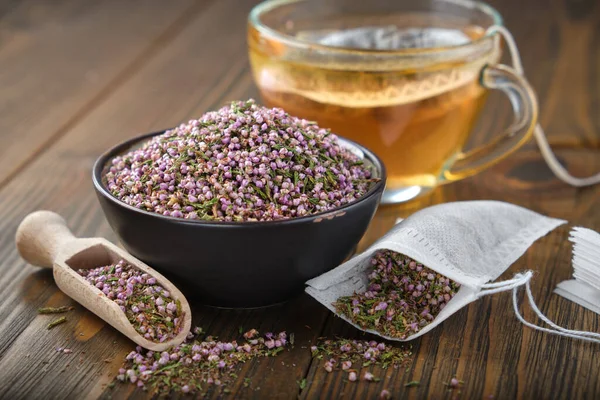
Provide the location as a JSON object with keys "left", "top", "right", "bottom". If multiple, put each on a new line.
{"left": 334, "top": 250, "right": 460, "bottom": 339}
{"left": 116, "top": 328, "right": 289, "bottom": 395}
{"left": 77, "top": 260, "right": 183, "bottom": 343}
{"left": 104, "top": 100, "right": 375, "bottom": 222}
{"left": 348, "top": 371, "right": 357, "bottom": 382}
{"left": 448, "top": 377, "right": 463, "bottom": 388}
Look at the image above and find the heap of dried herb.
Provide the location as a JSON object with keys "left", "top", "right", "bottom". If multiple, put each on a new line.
{"left": 311, "top": 338, "right": 412, "bottom": 381}
{"left": 77, "top": 260, "right": 183, "bottom": 343}
{"left": 105, "top": 99, "right": 376, "bottom": 222}
{"left": 116, "top": 328, "right": 288, "bottom": 394}
{"left": 334, "top": 250, "right": 461, "bottom": 339}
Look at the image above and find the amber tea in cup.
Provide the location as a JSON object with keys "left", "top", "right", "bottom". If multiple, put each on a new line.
{"left": 248, "top": 0, "right": 539, "bottom": 203}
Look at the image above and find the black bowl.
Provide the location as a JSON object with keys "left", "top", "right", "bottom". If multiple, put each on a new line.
{"left": 92, "top": 131, "right": 385, "bottom": 307}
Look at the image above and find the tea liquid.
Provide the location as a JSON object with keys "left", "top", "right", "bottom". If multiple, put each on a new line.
{"left": 249, "top": 25, "right": 497, "bottom": 192}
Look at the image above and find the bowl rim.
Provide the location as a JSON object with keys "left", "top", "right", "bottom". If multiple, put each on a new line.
{"left": 92, "top": 130, "right": 386, "bottom": 227}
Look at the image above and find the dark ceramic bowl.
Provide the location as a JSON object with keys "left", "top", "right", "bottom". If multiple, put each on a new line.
{"left": 92, "top": 131, "right": 386, "bottom": 307}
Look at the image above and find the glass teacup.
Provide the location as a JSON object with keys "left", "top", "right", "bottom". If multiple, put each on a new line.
{"left": 248, "top": 0, "right": 538, "bottom": 204}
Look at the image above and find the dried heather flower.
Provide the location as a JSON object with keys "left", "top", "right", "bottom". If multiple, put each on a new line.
{"left": 363, "top": 371, "right": 374, "bottom": 381}
{"left": 446, "top": 377, "right": 463, "bottom": 389}
{"left": 115, "top": 328, "right": 289, "bottom": 395}
{"left": 105, "top": 99, "right": 376, "bottom": 222}
{"left": 334, "top": 250, "right": 461, "bottom": 339}
{"left": 77, "top": 260, "right": 183, "bottom": 343}
{"left": 311, "top": 338, "right": 412, "bottom": 370}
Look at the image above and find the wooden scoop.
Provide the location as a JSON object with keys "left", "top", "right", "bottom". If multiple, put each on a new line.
{"left": 16, "top": 210, "right": 192, "bottom": 351}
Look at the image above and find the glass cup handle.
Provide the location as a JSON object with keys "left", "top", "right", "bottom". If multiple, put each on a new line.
{"left": 443, "top": 64, "right": 539, "bottom": 182}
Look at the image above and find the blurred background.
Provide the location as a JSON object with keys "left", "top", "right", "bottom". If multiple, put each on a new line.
{"left": 0, "top": 0, "right": 598, "bottom": 203}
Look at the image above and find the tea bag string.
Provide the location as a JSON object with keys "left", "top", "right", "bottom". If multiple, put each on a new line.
{"left": 477, "top": 271, "right": 600, "bottom": 343}
{"left": 487, "top": 25, "right": 600, "bottom": 187}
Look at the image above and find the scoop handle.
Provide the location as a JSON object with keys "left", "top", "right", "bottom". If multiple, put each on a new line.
{"left": 16, "top": 211, "right": 77, "bottom": 268}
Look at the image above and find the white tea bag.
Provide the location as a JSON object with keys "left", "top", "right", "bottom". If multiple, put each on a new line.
{"left": 306, "top": 201, "right": 568, "bottom": 341}
{"left": 555, "top": 227, "right": 600, "bottom": 314}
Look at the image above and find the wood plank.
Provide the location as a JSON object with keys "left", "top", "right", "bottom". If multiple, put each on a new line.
{"left": 0, "top": 0, "right": 203, "bottom": 187}
{"left": 469, "top": 0, "right": 600, "bottom": 151}
{"left": 0, "top": 0, "right": 326, "bottom": 398}
{"left": 300, "top": 0, "right": 600, "bottom": 397}
{"left": 302, "top": 167, "right": 600, "bottom": 400}
{"left": 1, "top": 0, "right": 599, "bottom": 398}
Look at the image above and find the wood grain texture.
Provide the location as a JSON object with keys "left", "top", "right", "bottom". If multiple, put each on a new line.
{"left": 14, "top": 210, "right": 193, "bottom": 352}
{"left": 0, "top": 0, "right": 599, "bottom": 398}
{"left": 0, "top": 0, "right": 202, "bottom": 187}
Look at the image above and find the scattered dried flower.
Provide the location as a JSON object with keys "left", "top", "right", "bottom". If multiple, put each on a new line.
{"left": 115, "top": 328, "right": 288, "bottom": 395}
{"left": 311, "top": 338, "right": 412, "bottom": 370}
{"left": 348, "top": 371, "right": 357, "bottom": 382}
{"left": 446, "top": 377, "right": 463, "bottom": 389}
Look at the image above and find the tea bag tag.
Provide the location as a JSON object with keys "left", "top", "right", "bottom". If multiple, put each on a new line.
{"left": 554, "top": 227, "right": 600, "bottom": 314}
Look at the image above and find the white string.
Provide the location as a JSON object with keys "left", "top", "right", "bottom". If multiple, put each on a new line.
{"left": 477, "top": 272, "right": 531, "bottom": 297}
{"left": 486, "top": 25, "right": 600, "bottom": 187}
{"left": 519, "top": 278, "right": 600, "bottom": 339}
{"left": 479, "top": 271, "right": 600, "bottom": 344}
{"left": 479, "top": 272, "right": 531, "bottom": 290}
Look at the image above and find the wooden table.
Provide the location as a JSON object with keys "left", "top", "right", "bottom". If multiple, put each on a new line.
{"left": 0, "top": 0, "right": 599, "bottom": 398}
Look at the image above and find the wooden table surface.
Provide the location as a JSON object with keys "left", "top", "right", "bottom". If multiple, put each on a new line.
{"left": 1, "top": 0, "right": 599, "bottom": 398}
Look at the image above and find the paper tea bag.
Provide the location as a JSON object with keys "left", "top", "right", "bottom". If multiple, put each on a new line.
{"left": 555, "top": 227, "right": 600, "bottom": 314}
{"left": 306, "top": 201, "right": 566, "bottom": 341}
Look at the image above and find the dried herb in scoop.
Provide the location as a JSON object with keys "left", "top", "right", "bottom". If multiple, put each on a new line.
{"left": 77, "top": 260, "right": 183, "bottom": 343}
{"left": 334, "top": 250, "right": 461, "bottom": 339}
